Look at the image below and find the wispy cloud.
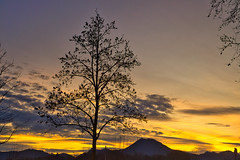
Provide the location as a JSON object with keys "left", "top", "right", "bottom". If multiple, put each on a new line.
{"left": 29, "top": 70, "right": 50, "bottom": 80}
{"left": 138, "top": 128, "right": 163, "bottom": 136}
{"left": 180, "top": 107, "right": 240, "bottom": 115}
{"left": 159, "top": 135, "right": 210, "bottom": 145}
{"left": 222, "top": 142, "right": 240, "bottom": 146}
{"left": 206, "top": 123, "right": 230, "bottom": 127}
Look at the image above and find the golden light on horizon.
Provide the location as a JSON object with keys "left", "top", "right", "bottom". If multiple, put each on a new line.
{"left": 5, "top": 134, "right": 122, "bottom": 155}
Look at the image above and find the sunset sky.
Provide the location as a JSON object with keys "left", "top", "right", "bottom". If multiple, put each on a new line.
{"left": 1, "top": 0, "right": 240, "bottom": 155}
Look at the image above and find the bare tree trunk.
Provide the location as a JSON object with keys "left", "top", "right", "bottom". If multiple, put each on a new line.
{"left": 92, "top": 136, "right": 97, "bottom": 160}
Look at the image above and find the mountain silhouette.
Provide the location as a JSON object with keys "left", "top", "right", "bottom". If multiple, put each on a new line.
{"left": 123, "top": 138, "right": 171, "bottom": 156}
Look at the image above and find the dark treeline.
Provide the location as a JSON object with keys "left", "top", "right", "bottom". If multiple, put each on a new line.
{"left": 5, "top": 149, "right": 239, "bottom": 160}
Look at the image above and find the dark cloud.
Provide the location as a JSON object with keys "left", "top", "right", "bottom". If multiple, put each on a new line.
{"left": 14, "top": 81, "right": 31, "bottom": 92}
{"left": 222, "top": 142, "right": 240, "bottom": 146}
{"left": 136, "top": 94, "right": 174, "bottom": 120}
{"left": 206, "top": 123, "right": 230, "bottom": 127}
{"left": 34, "top": 94, "right": 45, "bottom": 99}
{"left": 0, "top": 125, "right": 13, "bottom": 135}
{"left": 0, "top": 91, "right": 44, "bottom": 111}
{"left": 139, "top": 129, "right": 150, "bottom": 135}
{"left": 13, "top": 81, "right": 48, "bottom": 94}
{"left": 151, "top": 130, "right": 163, "bottom": 136}
{"left": 10, "top": 94, "right": 38, "bottom": 103}
{"left": 138, "top": 128, "right": 163, "bottom": 137}
{"left": 160, "top": 136, "right": 210, "bottom": 145}
{"left": 0, "top": 78, "right": 51, "bottom": 138}
{"left": 0, "top": 142, "right": 32, "bottom": 152}
{"left": 180, "top": 107, "right": 240, "bottom": 115}
{"left": 29, "top": 70, "right": 50, "bottom": 80}
{"left": 11, "top": 80, "right": 48, "bottom": 97}
{"left": 12, "top": 110, "right": 40, "bottom": 127}
{"left": 16, "top": 81, "right": 31, "bottom": 88}
{"left": 14, "top": 89, "right": 29, "bottom": 94}
{"left": 0, "top": 103, "right": 49, "bottom": 136}
{"left": 64, "top": 138, "right": 92, "bottom": 142}
{"left": 31, "top": 83, "right": 48, "bottom": 92}
{"left": 15, "top": 65, "right": 23, "bottom": 70}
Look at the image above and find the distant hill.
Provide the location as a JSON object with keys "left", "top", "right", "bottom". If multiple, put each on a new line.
{"left": 0, "top": 149, "right": 49, "bottom": 160}
{"left": 198, "top": 150, "right": 240, "bottom": 160}
{"left": 0, "top": 138, "right": 239, "bottom": 160}
{"left": 0, "top": 149, "right": 75, "bottom": 160}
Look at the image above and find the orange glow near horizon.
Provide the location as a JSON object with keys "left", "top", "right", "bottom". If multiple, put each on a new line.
{"left": 5, "top": 134, "right": 118, "bottom": 155}
{"left": 2, "top": 117, "right": 238, "bottom": 156}
{"left": 0, "top": 94, "right": 239, "bottom": 155}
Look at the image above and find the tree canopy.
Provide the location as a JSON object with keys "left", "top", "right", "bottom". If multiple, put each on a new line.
{"left": 209, "top": 0, "right": 240, "bottom": 66}
{"left": 36, "top": 12, "right": 146, "bottom": 160}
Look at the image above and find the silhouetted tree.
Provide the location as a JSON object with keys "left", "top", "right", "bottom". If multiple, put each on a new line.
{"left": 209, "top": 0, "right": 240, "bottom": 66}
{"left": 0, "top": 44, "right": 17, "bottom": 144}
{"left": 36, "top": 12, "right": 146, "bottom": 160}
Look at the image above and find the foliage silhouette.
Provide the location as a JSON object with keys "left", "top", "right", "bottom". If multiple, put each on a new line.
{"left": 0, "top": 44, "right": 18, "bottom": 145}
{"left": 36, "top": 12, "right": 146, "bottom": 160}
{"left": 209, "top": 0, "right": 240, "bottom": 66}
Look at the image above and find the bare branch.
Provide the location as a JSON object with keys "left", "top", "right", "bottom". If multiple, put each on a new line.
{"left": 36, "top": 12, "right": 145, "bottom": 160}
